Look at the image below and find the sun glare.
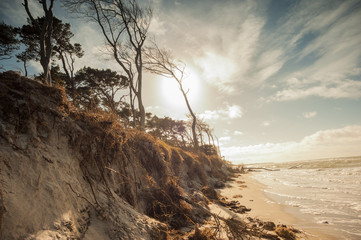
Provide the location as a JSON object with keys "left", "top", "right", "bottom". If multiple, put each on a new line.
{"left": 159, "top": 69, "right": 201, "bottom": 111}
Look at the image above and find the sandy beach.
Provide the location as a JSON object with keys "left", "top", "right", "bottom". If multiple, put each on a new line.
{"left": 215, "top": 172, "right": 340, "bottom": 240}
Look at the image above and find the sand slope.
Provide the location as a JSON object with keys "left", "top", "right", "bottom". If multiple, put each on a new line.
{"left": 0, "top": 72, "right": 231, "bottom": 239}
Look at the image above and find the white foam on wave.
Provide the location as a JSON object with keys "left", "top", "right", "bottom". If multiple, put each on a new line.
{"left": 345, "top": 202, "right": 361, "bottom": 212}
{"left": 340, "top": 228, "right": 361, "bottom": 238}
{"left": 263, "top": 189, "right": 309, "bottom": 200}
{"left": 252, "top": 162, "right": 361, "bottom": 239}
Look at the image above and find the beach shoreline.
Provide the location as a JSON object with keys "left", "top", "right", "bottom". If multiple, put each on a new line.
{"left": 216, "top": 172, "right": 340, "bottom": 240}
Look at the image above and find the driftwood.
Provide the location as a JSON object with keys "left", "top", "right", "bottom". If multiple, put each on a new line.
{"left": 245, "top": 167, "right": 279, "bottom": 171}
{"left": 178, "top": 195, "right": 256, "bottom": 239}
{"left": 178, "top": 195, "right": 224, "bottom": 220}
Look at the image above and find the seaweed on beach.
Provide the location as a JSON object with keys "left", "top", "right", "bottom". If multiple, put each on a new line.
{"left": 274, "top": 225, "right": 296, "bottom": 240}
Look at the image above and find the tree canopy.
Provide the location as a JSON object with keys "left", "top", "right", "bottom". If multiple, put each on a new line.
{"left": 64, "top": 0, "right": 152, "bottom": 129}
{"left": 73, "top": 67, "right": 128, "bottom": 113}
{"left": 23, "top": 0, "right": 54, "bottom": 85}
{"left": 17, "top": 16, "right": 83, "bottom": 81}
{"left": 0, "top": 22, "right": 19, "bottom": 60}
{"left": 0, "top": 0, "right": 220, "bottom": 157}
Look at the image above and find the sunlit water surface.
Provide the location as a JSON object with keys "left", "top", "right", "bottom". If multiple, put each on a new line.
{"left": 250, "top": 157, "right": 361, "bottom": 240}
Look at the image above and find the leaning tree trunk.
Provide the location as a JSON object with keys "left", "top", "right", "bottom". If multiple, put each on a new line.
{"left": 23, "top": 59, "right": 28, "bottom": 77}
{"left": 136, "top": 82, "right": 146, "bottom": 129}
{"left": 38, "top": 4, "right": 53, "bottom": 85}
{"left": 23, "top": 0, "right": 54, "bottom": 85}
{"left": 136, "top": 50, "right": 146, "bottom": 129}
{"left": 179, "top": 84, "right": 199, "bottom": 149}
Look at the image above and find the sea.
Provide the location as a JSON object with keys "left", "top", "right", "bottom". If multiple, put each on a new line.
{"left": 249, "top": 156, "right": 361, "bottom": 240}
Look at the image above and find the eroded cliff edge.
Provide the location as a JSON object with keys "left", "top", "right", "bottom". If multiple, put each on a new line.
{"left": 0, "top": 72, "right": 234, "bottom": 239}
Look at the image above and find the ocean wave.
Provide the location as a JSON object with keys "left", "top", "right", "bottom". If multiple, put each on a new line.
{"left": 253, "top": 160, "right": 361, "bottom": 240}
{"left": 349, "top": 203, "right": 361, "bottom": 212}
{"left": 263, "top": 189, "right": 310, "bottom": 200}
{"left": 339, "top": 229, "right": 361, "bottom": 240}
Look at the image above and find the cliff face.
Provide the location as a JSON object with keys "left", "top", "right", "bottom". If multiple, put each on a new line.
{"left": 0, "top": 72, "right": 231, "bottom": 240}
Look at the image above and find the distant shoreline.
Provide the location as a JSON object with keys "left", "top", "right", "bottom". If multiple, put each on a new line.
{"left": 243, "top": 155, "right": 361, "bottom": 167}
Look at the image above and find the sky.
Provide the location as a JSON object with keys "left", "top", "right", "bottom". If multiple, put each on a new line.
{"left": 1, "top": 0, "right": 361, "bottom": 164}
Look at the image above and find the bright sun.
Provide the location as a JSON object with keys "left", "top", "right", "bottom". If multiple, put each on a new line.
{"left": 159, "top": 69, "right": 201, "bottom": 110}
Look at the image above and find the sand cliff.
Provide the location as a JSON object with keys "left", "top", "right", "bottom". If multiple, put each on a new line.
{"left": 1, "top": 72, "right": 315, "bottom": 240}
{"left": 0, "top": 72, "right": 232, "bottom": 239}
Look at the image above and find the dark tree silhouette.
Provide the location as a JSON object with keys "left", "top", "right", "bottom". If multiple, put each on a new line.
{"left": 0, "top": 22, "right": 19, "bottom": 60}
{"left": 73, "top": 67, "right": 128, "bottom": 113}
{"left": 16, "top": 24, "right": 39, "bottom": 76}
{"left": 23, "top": 0, "right": 54, "bottom": 85}
{"left": 34, "top": 64, "right": 67, "bottom": 85}
{"left": 18, "top": 17, "right": 83, "bottom": 87}
{"left": 51, "top": 19, "right": 84, "bottom": 100}
{"left": 146, "top": 115, "right": 190, "bottom": 147}
{"left": 64, "top": 0, "right": 152, "bottom": 129}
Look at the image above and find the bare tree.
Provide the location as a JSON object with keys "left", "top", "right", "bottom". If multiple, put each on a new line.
{"left": 115, "top": 0, "right": 151, "bottom": 129}
{"left": 23, "top": 0, "right": 54, "bottom": 85}
{"left": 52, "top": 19, "right": 84, "bottom": 100}
{"left": 144, "top": 44, "right": 199, "bottom": 149}
{"left": 64, "top": 0, "right": 152, "bottom": 129}
{"left": 196, "top": 118, "right": 212, "bottom": 146}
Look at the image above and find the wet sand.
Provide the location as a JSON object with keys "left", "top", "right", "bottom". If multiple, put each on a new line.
{"left": 217, "top": 173, "right": 340, "bottom": 240}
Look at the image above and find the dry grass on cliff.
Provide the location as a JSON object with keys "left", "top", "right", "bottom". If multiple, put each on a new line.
{"left": 188, "top": 225, "right": 217, "bottom": 240}
{"left": 1, "top": 73, "right": 234, "bottom": 238}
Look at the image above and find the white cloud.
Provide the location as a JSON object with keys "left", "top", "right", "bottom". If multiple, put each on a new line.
{"left": 234, "top": 131, "right": 244, "bottom": 136}
{"left": 255, "top": 61, "right": 284, "bottom": 85}
{"left": 199, "top": 104, "right": 243, "bottom": 122}
{"left": 199, "top": 110, "right": 220, "bottom": 121}
{"left": 254, "top": 49, "right": 285, "bottom": 84}
{"left": 71, "top": 23, "right": 122, "bottom": 72}
{"left": 286, "top": 77, "right": 302, "bottom": 87}
{"left": 223, "top": 125, "right": 361, "bottom": 164}
{"left": 271, "top": 79, "right": 361, "bottom": 101}
{"left": 29, "top": 60, "right": 42, "bottom": 73}
{"left": 261, "top": 121, "right": 271, "bottom": 127}
{"left": 184, "top": 0, "right": 361, "bottom": 96}
{"left": 294, "top": 0, "right": 361, "bottom": 60}
{"left": 301, "top": 125, "right": 361, "bottom": 146}
{"left": 154, "top": 0, "right": 266, "bottom": 93}
{"left": 198, "top": 52, "right": 238, "bottom": 93}
{"left": 149, "top": 16, "right": 166, "bottom": 35}
{"left": 145, "top": 105, "right": 161, "bottom": 112}
{"left": 227, "top": 105, "right": 243, "bottom": 119}
{"left": 267, "top": 0, "right": 361, "bottom": 101}
{"left": 303, "top": 111, "right": 317, "bottom": 119}
{"left": 144, "top": 104, "right": 189, "bottom": 120}
{"left": 221, "top": 142, "right": 299, "bottom": 164}
{"left": 282, "top": 0, "right": 358, "bottom": 49}
{"left": 219, "top": 136, "right": 231, "bottom": 145}
{"left": 0, "top": 0, "right": 43, "bottom": 26}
